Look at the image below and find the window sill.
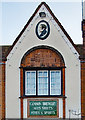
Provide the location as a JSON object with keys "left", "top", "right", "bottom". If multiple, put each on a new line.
{"left": 19, "top": 95, "right": 67, "bottom": 99}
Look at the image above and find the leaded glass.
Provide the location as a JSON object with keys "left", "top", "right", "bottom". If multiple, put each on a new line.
{"left": 50, "top": 70, "right": 61, "bottom": 95}
{"left": 25, "top": 71, "right": 36, "bottom": 95}
{"left": 38, "top": 70, "right": 48, "bottom": 95}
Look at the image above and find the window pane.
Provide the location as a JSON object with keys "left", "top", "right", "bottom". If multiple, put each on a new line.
{"left": 25, "top": 71, "right": 36, "bottom": 95}
{"left": 38, "top": 70, "right": 48, "bottom": 95}
{"left": 50, "top": 70, "right": 61, "bottom": 95}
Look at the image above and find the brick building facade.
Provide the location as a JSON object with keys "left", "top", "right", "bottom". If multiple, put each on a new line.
{"left": 0, "top": 2, "right": 85, "bottom": 119}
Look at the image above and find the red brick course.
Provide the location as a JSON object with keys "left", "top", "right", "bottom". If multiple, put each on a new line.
{"left": 81, "top": 20, "right": 85, "bottom": 118}
{"left": 21, "top": 48, "right": 65, "bottom": 67}
{"left": 81, "top": 62, "right": 85, "bottom": 118}
{"left": 0, "top": 62, "right": 5, "bottom": 120}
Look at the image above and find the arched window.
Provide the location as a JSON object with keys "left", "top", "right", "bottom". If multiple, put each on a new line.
{"left": 20, "top": 46, "right": 65, "bottom": 97}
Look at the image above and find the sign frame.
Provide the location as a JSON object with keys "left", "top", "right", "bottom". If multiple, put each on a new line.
{"left": 27, "top": 99, "right": 59, "bottom": 118}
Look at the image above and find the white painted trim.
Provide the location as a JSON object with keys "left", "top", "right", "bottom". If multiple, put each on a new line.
{"left": 59, "top": 99, "right": 63, "bottom": 118}
{"left": 23, "top": 99, "right": 27, "bottom": 118}
{"left": 19, "top": 99, "right": 21, "bottom": 118}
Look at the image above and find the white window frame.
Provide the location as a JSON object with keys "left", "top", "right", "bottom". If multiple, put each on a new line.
{"left": 38, "top": 70, "right": 48, "bottom": 95}
{"left": 25, "top": 71, "right": 36, "bottom": 95}
{"left": 25, "top": 69, "right": 62, "bottom": 96}
{"left": 50, "top": 70, "right": 61, "bottom": 95}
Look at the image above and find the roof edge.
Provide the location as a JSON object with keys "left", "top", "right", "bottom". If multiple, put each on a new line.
{"left": 6, "top": 2, "right": 45, "bottom": 58}
{"left": 43, "top": 2, "right": 78, "bottom": 53}
{"left": 6, "top": 2, "right": 79, "bottom": 58}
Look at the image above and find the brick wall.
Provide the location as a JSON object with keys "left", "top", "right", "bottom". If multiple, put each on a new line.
{"left": 0, "top": 62, "right": 5, "bottom": 119}
{"left": 21, "top": 48, "right": 65, "bottom": 67}
{"left": 0, "top": 64, "right": 2, "bottom": 119}
{"left": 81, "top": 19, "right": 85, "bottom": 118}
{"left": 81, "top": 61, "right": 85, "bottom": 118}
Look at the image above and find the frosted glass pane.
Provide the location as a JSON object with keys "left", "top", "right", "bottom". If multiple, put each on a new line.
{"left": 38, "top": 72, "right": 43, "bottom": 76}
{"left": 25, "top": 71, "right": 36, "bottom": 95}
{"left": 38, "top": 70, "right": 48, "bottom": 95}
{"left": 44, "top": 71, "right": 47, "bottom": 76}
{"left": 50, "top": 70, "right": 61, "bottom": 95}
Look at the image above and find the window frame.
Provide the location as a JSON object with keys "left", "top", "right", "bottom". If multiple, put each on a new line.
{"left": 25, "top": 71, "right": 36, "bottom": 96}
{"left": 23, "top": 67, "right": 63, "bottom": 97}
{"left": 50, "top": 70, "right": 61, "bottom": 95}
{"left": 37, "top": 70, "right": 49, "bottom": 95}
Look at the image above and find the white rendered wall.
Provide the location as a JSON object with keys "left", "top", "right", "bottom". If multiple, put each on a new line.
{"left": 6, "top": 5, "right": 81, "bottom": 118}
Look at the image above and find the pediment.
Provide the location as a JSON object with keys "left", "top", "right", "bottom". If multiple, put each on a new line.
{"left": 6, "top": 2, "right": 79, "bottom": 59}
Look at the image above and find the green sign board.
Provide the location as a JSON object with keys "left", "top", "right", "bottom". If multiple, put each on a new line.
{"left": 29, "top": 101, "right": 57, "bottom": 116}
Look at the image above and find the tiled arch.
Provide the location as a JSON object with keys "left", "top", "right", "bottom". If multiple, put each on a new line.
{"left": 21, "top": 45, "right": 65, "bottom": 67}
